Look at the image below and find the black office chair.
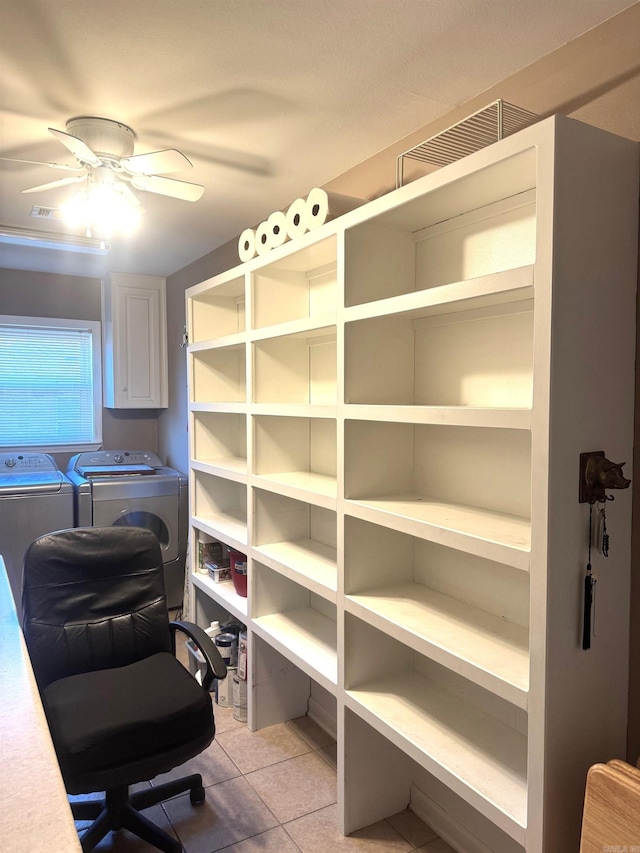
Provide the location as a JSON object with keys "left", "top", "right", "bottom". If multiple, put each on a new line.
{"left": 22, "top": 526, "right": 227, "bottom": 853}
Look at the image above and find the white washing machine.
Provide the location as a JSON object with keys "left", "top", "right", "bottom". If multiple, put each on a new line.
{"left": 66, "top": 450, "right": 187, "bottom": 608}
{"left": 0, "top": 452, "right": 75, "bottom": 615}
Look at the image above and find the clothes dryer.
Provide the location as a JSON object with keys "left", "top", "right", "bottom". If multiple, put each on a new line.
{"left": 67, "top": 450, "right": 187, "bottom": 608}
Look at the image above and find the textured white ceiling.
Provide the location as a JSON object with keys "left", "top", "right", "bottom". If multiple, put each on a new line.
{"left": 0, "top": 0, "right": 636, "bottom": 278}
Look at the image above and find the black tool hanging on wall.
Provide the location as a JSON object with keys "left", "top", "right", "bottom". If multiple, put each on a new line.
{"left": 579, "top": 451, "right": 631, "bottom": 650}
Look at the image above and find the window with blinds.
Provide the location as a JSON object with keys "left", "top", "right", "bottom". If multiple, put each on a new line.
{"left": 0, "top": 316, "right": 102, "bottom": 449}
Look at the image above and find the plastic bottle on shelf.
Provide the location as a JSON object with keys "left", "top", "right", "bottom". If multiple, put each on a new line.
{"left": 204, "top": 620, "right": 221, "bottom": 640}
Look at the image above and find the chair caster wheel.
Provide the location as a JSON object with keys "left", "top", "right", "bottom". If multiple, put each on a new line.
{"left": 190, "top": 785, "right": 205, "bottom": 805}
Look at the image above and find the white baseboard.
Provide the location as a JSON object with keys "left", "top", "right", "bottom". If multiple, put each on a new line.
{"left": 410, "top": 785, "right": 496, "bottom": 853}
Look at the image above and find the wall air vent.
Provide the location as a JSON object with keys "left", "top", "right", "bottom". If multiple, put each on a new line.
{"left": 396, "top": 99, "right": 539, "bottom": 187}
{"left": 30, "top": 205, "right": 63, "bottom": 220}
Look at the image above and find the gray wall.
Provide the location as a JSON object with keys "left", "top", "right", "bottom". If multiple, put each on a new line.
{"left": 0, "top": 267, "right": 160, "bottom": 469}
{"left": 159, "top": 236, "right": 239, "bottom": 476}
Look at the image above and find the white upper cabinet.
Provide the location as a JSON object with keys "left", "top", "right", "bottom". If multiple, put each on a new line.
{"left": 102, "top": 272, "right": 168, "bottom": 408}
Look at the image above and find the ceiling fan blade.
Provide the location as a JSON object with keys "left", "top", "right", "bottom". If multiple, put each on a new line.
{"left": 21, "top": 174, "right": 87, "bottom": 194}
{"left": 0, "top": 156, "right": 84, "bottom": 172}
{"left": 121, "top": 149, "right": 192, "bottom": 175}
{"left": 49, "top": 127, "right": 102, "bottom": 167}
{"left": 117, "top": 182, "right": 142, "bottom": 209}
{"left": 130, "top": 174, "right": 204, "bottom": 201}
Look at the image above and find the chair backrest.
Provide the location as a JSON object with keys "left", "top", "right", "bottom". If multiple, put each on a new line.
{"left": 22, "top": 526, "right": 172, "bottom": 689}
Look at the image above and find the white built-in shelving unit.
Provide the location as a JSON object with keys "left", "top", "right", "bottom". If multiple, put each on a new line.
{"left": 185, "top": 115, "right": 638, "bottom": 852}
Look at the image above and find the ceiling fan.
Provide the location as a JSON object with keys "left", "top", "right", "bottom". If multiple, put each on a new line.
{"left": 1, "top": 116, "right": 205, "bottom": 202}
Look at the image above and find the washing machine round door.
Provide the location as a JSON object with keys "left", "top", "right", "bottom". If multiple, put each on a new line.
{"left": 112, "top": 510, "right": 170, "bottom": 551}
{"left": 89, "top": 478, "right": 181, "bottom": 563}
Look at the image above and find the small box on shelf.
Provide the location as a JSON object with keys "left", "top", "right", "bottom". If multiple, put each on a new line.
{"left": 206, "top": 562, "right": 232, "bottom": 583}
{"left": 197, "top": 538, "right": 229, "bottom": 574}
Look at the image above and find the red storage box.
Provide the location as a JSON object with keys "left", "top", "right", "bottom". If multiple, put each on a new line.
{"left": 228, "top": 549, "right": 247, "bottom": 597}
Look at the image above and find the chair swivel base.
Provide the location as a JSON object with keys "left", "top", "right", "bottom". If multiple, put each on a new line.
{"left": 70, "top": 774, "right": 205, "bottom": 853}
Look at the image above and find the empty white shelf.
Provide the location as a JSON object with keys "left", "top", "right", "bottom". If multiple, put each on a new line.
{"left": 190, "top": 573, "right": 248, "bottom": 622}
{"left": 346, "top": 496, "right": 530, "bottom": 571}
{"left": 251, "top": 403, "right": 337, "bottom": 419}
{"left": 253, "top": 607, "right": 338, "bottom": 692}
{"left": 250, "top": 311, "right": 338, "bottom": 342}
{"left": 346, "top": 583, "right": 529, "bottom": 708}
{"left": 253, "top": 538, "right": 337, "bottom": 599}
{"left": 344, "top": 405, "right": 532, "bottom": 431}
{"left": 191, "top": 513, "right": 248, "bottom": 550}
{"left": 190, "top": 402, "right": 248, "bottom": 414}
{"left": 189, "top": 330, "right": 246, "bottom": 349}
{"left": 192, "top": 458, "right": 247, "bottom": 480}
{"left": 344, "top": 265, "right": 534, "bottom": 323}
{"left": 346, "top": 672, "right": 527, "bottom": 843}
{"left": 252, "top": 471, "right": 337, "bottom": 506}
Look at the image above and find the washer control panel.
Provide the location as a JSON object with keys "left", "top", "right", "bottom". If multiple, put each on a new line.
{"left": 72, "top": 450, "right": 164, "bottom": 469}
{"left": 0, "top": 453, "right": 59, "bottom": 473}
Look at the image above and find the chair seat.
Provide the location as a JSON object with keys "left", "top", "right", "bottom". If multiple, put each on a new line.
{"left": 43, "top": 652, "right": 214, "bottom": 791}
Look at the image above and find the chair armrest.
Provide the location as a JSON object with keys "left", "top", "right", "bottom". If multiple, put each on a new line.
{"left": 169, "top": 620, "right": 228, "bottom": 690}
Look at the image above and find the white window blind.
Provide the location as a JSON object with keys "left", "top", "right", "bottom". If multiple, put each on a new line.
{"left": 0, "top": 316, "right": 102, "bottom": 449}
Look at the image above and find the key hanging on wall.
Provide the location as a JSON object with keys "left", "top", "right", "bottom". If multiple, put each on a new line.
{"left": 599, "top": 504, "right": 609, "bottom": 557}
{"left": 579, "top": 450, "right": 630, "bottom": 650}
{"left": 583, "top": 503, "right": 597, "bottom": 651}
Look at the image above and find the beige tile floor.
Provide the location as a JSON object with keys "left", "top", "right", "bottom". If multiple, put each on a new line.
{"left": 71, "top": 630, "right": 455, "bottom": 853}
{"left": 73, "top": 705, "right": 455, "bottom": 852}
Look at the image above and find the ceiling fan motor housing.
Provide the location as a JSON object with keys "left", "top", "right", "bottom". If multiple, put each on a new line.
{"left": 66, "top": 116, "right": 136, "bottom": 160}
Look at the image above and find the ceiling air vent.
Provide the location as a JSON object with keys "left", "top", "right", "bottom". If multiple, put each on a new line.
{"left": 396, "top": 99, "right": 539, "bottom": 187}
{"left": 30, "top": 205, "right": 63, "bottom": 220}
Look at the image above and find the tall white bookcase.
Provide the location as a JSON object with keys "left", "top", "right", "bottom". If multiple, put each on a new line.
{"left": 185, "top": 115, "right": 639, "bottom": 852}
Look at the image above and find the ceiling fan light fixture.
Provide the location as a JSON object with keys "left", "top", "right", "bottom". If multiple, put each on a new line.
{"left": 61, "top": 173, "right": 142, "bottom": 240}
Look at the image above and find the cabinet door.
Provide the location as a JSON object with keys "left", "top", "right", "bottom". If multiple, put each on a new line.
{"left": 103, "top": 274, "right": 168, "bottom": 408}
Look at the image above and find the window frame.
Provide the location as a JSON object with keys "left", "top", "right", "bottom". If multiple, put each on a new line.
{"left": 0, "top": 314, "right": 103, "bottom": 452}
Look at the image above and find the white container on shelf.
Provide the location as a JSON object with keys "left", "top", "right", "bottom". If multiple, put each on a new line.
{"left": 205, "top": 620, "right": 221, "bottom": 639}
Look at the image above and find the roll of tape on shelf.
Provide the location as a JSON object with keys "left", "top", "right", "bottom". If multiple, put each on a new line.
{"left": 305, "top": 188, "right": 364, "bottom": 231}
{"left": 255, "top": 220, "right": 273, "bottom": 256}
{"left": 238, "top": 228, "right": 256, "bottom": 262}
{"left": 268, "top": 210, "right": 288, "bottom": 249}
{"left": 285, "top": 197, "right": 308, "bottom": 240}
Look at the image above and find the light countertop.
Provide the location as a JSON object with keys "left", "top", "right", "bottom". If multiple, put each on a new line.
{"left": 0, "top": 556, "right": 81, "bottom": 852}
